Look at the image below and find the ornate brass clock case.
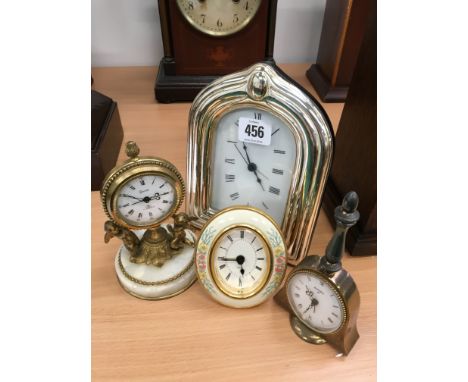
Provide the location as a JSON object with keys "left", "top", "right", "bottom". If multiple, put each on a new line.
{"left": 186, "top": 62, "right": 334, "bottom": 265}
{"left": 100, "top": 141, "right": 198, "bottom": 300}
{"left": 274, "top": 192, "right": 361, "bottom": 355}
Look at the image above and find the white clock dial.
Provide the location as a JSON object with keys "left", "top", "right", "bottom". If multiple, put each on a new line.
{"left": 176, "top": 0, "right": 261, "bottom": 36}
{"left": 210, "top": 108, "right": 297, "bottom": 225}
{"left": 211, "top": 227, "right": 271, "bottom": 298}
{"left": 116, "top": 175, "right": 176, "bottom": 227}
{"left": 287, "top": 272, "right": 345, "bottom": 334}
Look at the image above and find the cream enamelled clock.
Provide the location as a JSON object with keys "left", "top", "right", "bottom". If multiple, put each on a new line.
{"left": 186, "top": 63, "right": 334, "bottom": 265}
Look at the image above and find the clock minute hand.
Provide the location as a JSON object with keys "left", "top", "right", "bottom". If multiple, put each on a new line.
{"left": 120, "top": 193, "right": 143, "bottom": 201}
{"left": 232, "top": 142, "right": 249, "bottom": 165}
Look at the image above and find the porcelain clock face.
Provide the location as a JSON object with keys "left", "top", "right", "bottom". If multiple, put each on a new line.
{"left": 287, "top": 271, "right": 345, "bottom": 334}
{"left": 176, "top": 0, "right": 261, "bottom": 36}
{"left": 211, "top": 227, "right": 271, "bottom": 298}
{"left": 210, "top": 108, "right": 297, "bottom": 225}
{"left": 114, "top": 174, "right": 176, "bottom": 228}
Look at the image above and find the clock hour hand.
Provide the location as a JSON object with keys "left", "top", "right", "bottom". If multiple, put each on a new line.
{"left": 242, "top": 143, "right": 265, "bottom": 191}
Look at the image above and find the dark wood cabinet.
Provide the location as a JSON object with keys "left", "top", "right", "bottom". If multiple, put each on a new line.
{"left": 323, "top": 1, "right": 376, "bottom": 256}
{"left": 306, "top": 0, "right": 372, "bottom": 102}
{"left": 154, "top": 0, "right": 278, "bottom": 103}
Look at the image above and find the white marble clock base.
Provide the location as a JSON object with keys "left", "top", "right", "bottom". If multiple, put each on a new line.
{"left": 114, "top": 228, "right": 197, "bottom": 300}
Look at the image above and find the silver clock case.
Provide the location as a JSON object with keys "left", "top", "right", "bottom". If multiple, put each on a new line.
{"left": 186, "top": 62, "right": 334, "bottom": 265}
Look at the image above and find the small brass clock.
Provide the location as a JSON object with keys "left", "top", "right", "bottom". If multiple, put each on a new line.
{"left": 100, "top": 141, "right": 198, "bottom": 300}
{"left": 275, "top": 191, "right": 361, "bottom": 355}
{"left": 195, "top": 206, "right": 287, "bottom": 308}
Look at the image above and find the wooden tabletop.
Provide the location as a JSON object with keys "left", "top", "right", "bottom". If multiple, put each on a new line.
{"left": 91, "top": 64, "right": 376, "bottom": 382}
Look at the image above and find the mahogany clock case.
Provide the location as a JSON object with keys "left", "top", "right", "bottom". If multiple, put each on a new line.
{"left": 154, "top": 0, "right": 278, "bottom": 103}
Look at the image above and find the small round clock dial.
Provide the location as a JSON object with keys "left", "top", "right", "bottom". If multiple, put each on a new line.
{"left": 210, "top": 108, "right": 297, "bottom": 225}
{"left": 115, "top": 174, "right": 176, "bottom": 227}
{"left": 287, "top": 271, "right": 345, "bottom": 334}
{"left": 176, "top": 0, "right": 261, "bottom": 36}
{"left": 211, "top": 227, "right": 271, "bottom": 298}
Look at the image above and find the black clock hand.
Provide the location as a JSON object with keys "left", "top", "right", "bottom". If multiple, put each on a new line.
{"left": 303, "top": 303, "right": 313, "bottom": 314}
{"left": 120, "top": 193, "right": 141, "bottom": 200}
{"left": 232, "top": 142, "right": 250, "bottom": 165}
{"left": 242, "top": 143, "right": 265, "bottom": 191}
{"left": 218, "top": 257, "right": 239, "bottom": 262}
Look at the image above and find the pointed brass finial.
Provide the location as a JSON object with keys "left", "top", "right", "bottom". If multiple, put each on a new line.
{"left": 125, "top": 141, "right": 140, "bottom": 159}
{"left": 320, "top": 191, "right": 360, "bottom": 274}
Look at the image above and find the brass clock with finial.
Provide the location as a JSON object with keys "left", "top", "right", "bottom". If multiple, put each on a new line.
{"left": 100, "top": 141, "right": 198, "bottom": 300}
{"left": 275, "top": 191, "right": 361, "bottom": 355}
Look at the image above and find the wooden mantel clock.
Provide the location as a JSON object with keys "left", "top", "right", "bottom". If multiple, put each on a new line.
{"left": 154, "top": 0, "right": 278, "bottom": 103}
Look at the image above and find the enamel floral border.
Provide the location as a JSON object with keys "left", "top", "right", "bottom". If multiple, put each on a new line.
{"left": 196, "top": 224, "right": 286, "bottom": 299}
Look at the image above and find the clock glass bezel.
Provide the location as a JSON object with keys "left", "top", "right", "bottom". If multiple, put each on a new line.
{"left": 286, "top": 269, "right": 348, "bottom": 335}
{"left": 112, "top": 172, "right": 179, "bottom": 229}
{"left": 175, "top": 0, "right": 262, "bottom": 37}
{"left": 209, "top": 224, "right": 273, "bottom": 299}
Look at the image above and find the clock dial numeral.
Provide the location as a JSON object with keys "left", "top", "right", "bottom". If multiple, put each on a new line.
{"left": 226, "top": 272, "right": 231, "bottom": 281}
{"left": 269, "top": 186, "right": 280, "bottom": 196}
{"left": 272, "top": 128, "right": 280, "bottom": 136}
{"left": 217, "top": 19, "right": 223, "bottom": 28}
{"left": 233, "top": 14, "right": 239, "bottom": 23}
{"left": 140, "top": 179, "right": 145, "bottom": 186}
{"left": 225, "top": 158, "right": 235, "bottom": 165}
{"left": 138, "top": 212, "right": 142, "bottom": 219}
{"left": 245, "top": 1, "right": 249, "bottom": 10}
{"left": 159, "top": 181, "right": 167, "bottom": 189}
{"left": 220, "top": 264, "right": 226, "bottom": 269}
{"left": 230, "top": 192, "right": 240, "bottom": 201}
{"left": 200, "top": 14, "right": 206, "bottom": 23}
{"left": 129, "top": 185, "right": 136, "bottom": 190}
{"left": 254, "top": 112, "right": 261, "bottom": 120}
{"left": 262, "top": 202, "right": 269, "bottom": 210}
{"left": 128, "top": 209, "right": 134, "bottom": 215}
{"left": 240, "top": 230, "right": 244, "bottom": 239}
{"left": 238, "top": 277, "right": 242, "bottom": 287}
{"left": 257, "top": 257, "right": 264, "bottom": 260}
{"left": 256, "top": 247, "right": 263, "bottom": 252}
{"left": 273, "top": 149, "right": 286, "bottom": 155}
{"left": 272, "top": 168, "right": 283, "bottom": 175}
{"left": 227, "top": 235, "right": 233, "bottom": 242}
{"left": 225, "top": 174, "right": 235, "bottom": 182}
{"left": 255, "top": 266, "right": 262, "bottom": 271}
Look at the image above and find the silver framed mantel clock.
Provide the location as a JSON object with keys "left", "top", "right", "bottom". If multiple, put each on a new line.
{"left": 186, "top": 62, "right": 334, "bottom": 265}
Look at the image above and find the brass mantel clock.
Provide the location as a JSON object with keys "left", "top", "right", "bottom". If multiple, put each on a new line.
{"left": 186, "top": 62, "right": 334, "bottom": 265}
{"left": 275, "top": 191, "right": 361, "bottom": 355}
{"left": 101, "top": 141, "right": 198, "bottom": 300}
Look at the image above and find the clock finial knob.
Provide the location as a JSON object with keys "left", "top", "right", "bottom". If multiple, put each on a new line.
{"left": 125, "top": 141, "right": 140, "bottom": 159}
{"left": 248, "top": 69, "right": 268, "bottom": 100}
{"left": 320, "top": 191, "right": 360, "bottom": 274}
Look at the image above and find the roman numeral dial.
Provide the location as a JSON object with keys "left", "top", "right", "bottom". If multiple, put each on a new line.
{"left": 287, "top": 272, "right": 345, "bottom": 334}
{"left": 210, "top": 107, "right": 297, "bottom": 226}
{"left": 116, "top": 174, "right": 176, "bottom": 227}
{"left": 211, "top": 227, "right": 271, "bottom": 298}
